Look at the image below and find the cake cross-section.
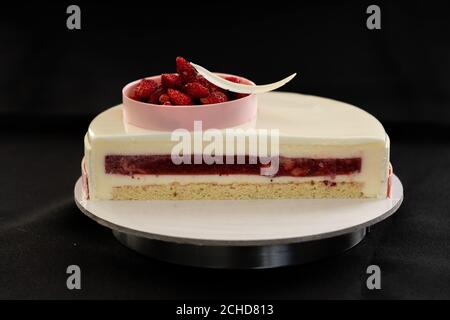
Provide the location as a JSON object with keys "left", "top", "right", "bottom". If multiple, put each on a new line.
{"left": 82, "top": 91, "right": 391, "bottom": 200}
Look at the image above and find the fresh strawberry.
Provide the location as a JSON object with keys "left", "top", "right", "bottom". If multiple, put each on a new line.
{"left": 159, "top": 93, "right": 171, "bottom": 104}
{"left": 234, "top": 93, "right": 249, "bottom": 99}
{"left": 161, "top": 73, "right": 183, "bottom": 89}
{"left": 176, "top": 56, "right": 197, "bottom": 82}
{"left": 224, "top": 76, "right": 241, "bottom": 83}
{"left": 200, "top": 91, "right": 229, "bottom": 104}
{"left": 195, "top": 74, "right": 209, "bottom": 87}
{"left": 223, "top": 76, "right": 249, "bottom": 99}
{"left": 183, "top": 82, "right": 209, "bottom": 99}
{"left": 195, "top": 74, "right": 225, "bottom": 94}
{"left": 147, "top": 85, "right": 165, "bottom": 104}
{"left": 133, "top": 79, "right": 158, "bottom": 101}
{"left": 163, "top": 101, "right": 172, "bottom": 106}
{"left": 167, "top": 88, "right": 193, "bottom": 105}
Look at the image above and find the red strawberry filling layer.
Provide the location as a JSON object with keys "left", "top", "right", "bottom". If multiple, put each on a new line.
{"left": 105, "top": 155, "right": 361, "bottom": 177}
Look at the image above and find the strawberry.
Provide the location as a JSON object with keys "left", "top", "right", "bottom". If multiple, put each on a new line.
{"left": 195, "top": 74, "right": 225, "bottom": 94}
{"left": 176, "top": 56, "right": 197, "bottom": 82}
{"left": 167, "top": 88, "right": 193, "bottom": 105}
{"left": 159, "top": 93, "right": 171, "bottom": 104}
{"left": 147, "top": 85, "right": 165, "bottom": 104}
{"left": 223, "top": 76, "right": 249, "bottom": 99}
{"left": 163, "top": 101, "right": 172, "bottom": 106}
{"left": 161, "top": 73, "right": 183, "bottom": 89}
{"left": 200, "top": 91, "right": 229, "bottom": 104}
{"left": 234, "top": 93, "right": 249, "bottom": 99}
{"left": 183, "top": 82, "right": 209, "bottom": 99}
{"left": 195, "top": 74, "right": 209, "bottom": 87}
{"left": 133, "top": 79, "right": 158, "bottom": 101}
{"left": 224, "top": 76, "right": 241, "bottom": 83}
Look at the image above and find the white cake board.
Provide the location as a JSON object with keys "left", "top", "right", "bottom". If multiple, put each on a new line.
{"left": 74, "top": 175, "right": 403, "bottom": 268}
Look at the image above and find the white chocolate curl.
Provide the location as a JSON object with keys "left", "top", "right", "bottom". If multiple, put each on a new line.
{"left": 190, "top": 63, "right": 297, "bottom": 94}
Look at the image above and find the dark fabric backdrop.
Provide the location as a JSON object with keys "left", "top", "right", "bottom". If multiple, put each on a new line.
{"left": 1, "top": 1, "right": 449, "bottom": 299}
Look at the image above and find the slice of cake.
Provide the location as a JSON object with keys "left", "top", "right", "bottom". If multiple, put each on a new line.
{"left": 82, "top": 57, "right": 391, "bottom": 200}
{"left": 82, "top": 89, "right": 391, "bottom": 200}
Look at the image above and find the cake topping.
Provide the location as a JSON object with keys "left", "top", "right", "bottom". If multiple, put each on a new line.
{"left": 158, "top": 93, "right": 171, "bottom": 104}
{"left": 129, "top": 56, "right": 254, "bottom": 106}
{"left": 161, "top": 73, "right": 183, "bottom": 89}
{"left": 133, "top": 79, "right": 158, "bottom": 101}
{"left": 147, "top": 85, "right": 165, "bottom": 104}
{"left": 167, "top": 88, "right": 193, "bottom": 106}
{"left": 200, "top": 91, "right": 229, "bottom": 104}
{"left": 191, "top": 62, "right": 296, "bottom": 94}
{"left": 183, "top": 82, "right": 209, "bottom": 99}
{"left": 176, "top": 56, "right": 197, "bottom": 82}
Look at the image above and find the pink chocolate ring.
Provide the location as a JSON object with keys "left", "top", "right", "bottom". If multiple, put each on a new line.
{"left": 122, "top": 73, "right": 257, "bottom": 131}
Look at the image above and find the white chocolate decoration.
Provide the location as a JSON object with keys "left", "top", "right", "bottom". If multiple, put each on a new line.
{"left": 191, "top": 63, "right": 297, "bottom": 94}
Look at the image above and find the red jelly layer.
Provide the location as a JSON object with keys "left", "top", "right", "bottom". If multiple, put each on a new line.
{"left": 105, "top": 155, "right": 361, "bottom": 177}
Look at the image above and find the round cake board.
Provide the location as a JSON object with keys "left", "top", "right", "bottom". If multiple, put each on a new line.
{"left": 74, "top": 175, "right": 403, "bottom": 269}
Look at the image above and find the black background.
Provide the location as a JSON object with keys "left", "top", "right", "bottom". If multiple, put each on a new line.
{"left": 1, "top": 1, "right": 449, "bottom": 299}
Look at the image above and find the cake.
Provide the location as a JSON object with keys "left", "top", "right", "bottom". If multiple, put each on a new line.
{"left": 82, "top": 57, "right": 392, "bottom": 200}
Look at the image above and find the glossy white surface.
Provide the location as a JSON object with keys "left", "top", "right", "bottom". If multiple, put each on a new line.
{"left": 87, "top": 92, "right": 386, "bottom": 144}
{"left": 74, "top": 175, "right": 403, "bottom": 245}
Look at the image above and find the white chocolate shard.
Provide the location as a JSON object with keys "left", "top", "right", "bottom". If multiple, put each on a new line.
{"left": 191, "top": 62, "right": 297, "bottom": 94}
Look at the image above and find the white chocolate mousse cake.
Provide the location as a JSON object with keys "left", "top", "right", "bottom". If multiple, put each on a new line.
{"left": 82, "top": 90, "right": 391, "bottom": 200}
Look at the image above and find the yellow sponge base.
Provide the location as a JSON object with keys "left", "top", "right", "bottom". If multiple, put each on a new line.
{"left": 112, "top": 181, "right": 365, "bottom": 200}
